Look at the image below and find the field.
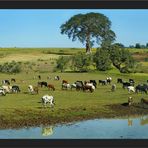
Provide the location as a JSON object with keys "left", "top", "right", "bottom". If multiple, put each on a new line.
{"left": 0, "top": 48, "right": 148, "bottom": 129}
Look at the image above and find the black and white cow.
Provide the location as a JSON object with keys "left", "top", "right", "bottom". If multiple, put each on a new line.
{"left": 117, "top": 78, "right": 123, "bottom": 83}
{"left": 90, "top": 80, "right": 97, "bottom": 88}
{"left": 38, "top": 81, "right": 48, "bottom": 87}
{"left": 12, "top": 85, "right": 21, "bottom": 93}
{"left": 2, "top": 80, "right": 10, "bottom": 85}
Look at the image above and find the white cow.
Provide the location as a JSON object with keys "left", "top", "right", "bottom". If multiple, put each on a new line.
{"left": 28, "top": 85, "right": 34, "bottom": 94}
{"left": 2, "top": 85, "right": 12, "bottom": 93}
{"left": 127, "top": 86, "right": 135, "bottom": 93}
{"left": 41, "top": 95, "right": 55, "bottom": 108}
{"left": 85, "top": 83, "right": 95, "bottom": 91}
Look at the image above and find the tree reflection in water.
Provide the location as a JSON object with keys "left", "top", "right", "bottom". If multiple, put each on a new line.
{"left": 42, "top": 126, "right": 54, "bottom": 136}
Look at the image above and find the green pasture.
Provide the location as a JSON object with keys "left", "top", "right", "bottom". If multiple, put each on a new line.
{"left": 0, "top": 71, "right": 148, "bottom": 128}
{"left": 0, "top": 47, "right": 148, "bottom": 128}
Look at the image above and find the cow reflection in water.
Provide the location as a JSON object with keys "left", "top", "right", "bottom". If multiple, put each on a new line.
{"left": 42, "top": 126, "right": 54, "bottom": 136}
{"left": 140, "top": 116, "right": 148, "bottom": 126}
{"left": 128, "top": 118, "right": 133, "bottom": 126}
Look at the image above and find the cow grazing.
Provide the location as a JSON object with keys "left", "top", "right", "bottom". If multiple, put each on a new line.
{"left": 28, "top": 85, "right": 38, "bottom": 94}
{"left": 41, "top": 95, "right": 55, "bottom": 108}
{"left": 11, "top": 78, "right": 16, "bottom": 83}
{"left": 2, "top": 85, "right": 12, "bottom": 93}
{"left": 38, "top": 81, "right": 48, "bottom": 87}
{"left": 2, "top": 80, "right": 10, "bottom": 85}
{"left": 136, "top": 84, "right": 147, "bottom": 94}
{"left": 62, "top": 83, "right": 71, "bottom": 90}
{"left": 83, "top": 82, "right": 95, "bottom": 93}
{"left": 54, "top": 76, "right": 60, "bottom": 80}
{"left": 99, "top": 80, "right": 107, "bottom": 85}
{"left": 106, "top": 77, "right": 112, "bottom": 84}
{"left": 117, "top": 78, "right": 123, "bottom": 83}
{"left": 48, "top": 84, "right": 55, "bottom": 91}
{"left": 70, "top": 83, "right": 77, "bottom": 90}
{"left": 111, "top": 84, "right": 116, "bottom": 92}
{"left": 90, "top": 80, "right": 97, "bottom": 88}
{"left": 62, "top": 80, "right": 68, "bottom": 84}
{"left": 12, "top": 85, "right": 21, "bottom": 93}
{"left": 122, "top": 82, "right": 131, "bottom": 89}
{"left": 0, "top": 88, "right": 6, "bottom": 96}
{"left": 75, "top": 81, "right": 84, "bottom": 91}
{"left": 127, "top": 86, "right": 135, "bottom": 93}
{"left": 38, "top": 75, "right": 41, "bottom": 80}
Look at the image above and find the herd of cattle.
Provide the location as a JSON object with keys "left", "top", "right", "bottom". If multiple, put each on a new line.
{"left": 0, "top": 75, "right": 148, "bottom": 107}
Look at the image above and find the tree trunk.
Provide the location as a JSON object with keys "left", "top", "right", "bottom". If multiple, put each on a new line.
{"left": 86, "top": 34, "right": 91, "bottom": 54}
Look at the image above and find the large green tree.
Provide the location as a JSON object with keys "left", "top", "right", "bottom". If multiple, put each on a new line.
{"left": 60, "top": 12, "right": 116, "bottom": 53}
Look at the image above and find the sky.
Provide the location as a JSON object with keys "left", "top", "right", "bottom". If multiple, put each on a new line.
{"left": 0, "top": 9, "right": 148, "bottom": 48}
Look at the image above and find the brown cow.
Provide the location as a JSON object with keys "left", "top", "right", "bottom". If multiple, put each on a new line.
{"left": 48, "top": 84, "right": 55, "bottom": 91}
{"left": 62, "top": 80, "right": 68, "bottom": 84}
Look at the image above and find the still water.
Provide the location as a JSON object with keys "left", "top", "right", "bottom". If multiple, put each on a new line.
{"left": 0, "top": 116, "right": 148, "bottom": 139}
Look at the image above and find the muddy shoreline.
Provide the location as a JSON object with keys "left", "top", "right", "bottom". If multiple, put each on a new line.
{"left": 0, "top": 104, "right": 148, "bottom": 129}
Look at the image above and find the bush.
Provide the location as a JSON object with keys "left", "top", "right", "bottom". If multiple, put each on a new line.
{"left": 0, "top": 61, "right": 21, "bottom": 74}
{"left": 71, "top": 52, "right": 93, "bottom": 72}
{"left": 56, "top": 56, "right": 70, "bottom": 72}
{"left": 94, "top": 48, "right": 111, "bottom": 71}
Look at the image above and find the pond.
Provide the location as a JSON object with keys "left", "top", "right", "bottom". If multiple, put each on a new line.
{"left": 1, "top": 116, "right": 148, "bottom": 139}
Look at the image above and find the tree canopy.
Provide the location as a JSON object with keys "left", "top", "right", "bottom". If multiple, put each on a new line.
{"left": 60, "top": 12, "right": 116, "bottom": 53}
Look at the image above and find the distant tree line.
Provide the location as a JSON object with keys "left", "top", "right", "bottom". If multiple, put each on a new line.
{"left": 128, "top": 43, "right": 148, "bottom": 49}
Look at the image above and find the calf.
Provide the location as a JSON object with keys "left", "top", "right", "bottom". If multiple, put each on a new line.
{"left": 54, "top": 76, "right": 60, "bottom": 80}
{"left": 11, "top": 78, "right": 16, "bottom": 83}
{"left": 111, "top": 84, "right": 116, "bottom": 92}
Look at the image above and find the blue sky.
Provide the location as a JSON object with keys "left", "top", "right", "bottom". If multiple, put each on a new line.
{"left": 0, "top": 9, "right": 148, "bottom": 48}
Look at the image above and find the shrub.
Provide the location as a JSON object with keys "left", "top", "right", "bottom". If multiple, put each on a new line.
{"left": 94, "top": 48, "right": 111, "bottom": 71}
{"left": 0, "top": 61, "right": 21, "bottom": 73}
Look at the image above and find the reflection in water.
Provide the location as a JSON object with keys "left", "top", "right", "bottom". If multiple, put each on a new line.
{"left": 128, "top": 118, "right": 133, "bottom": 126}
{"left": 140, "top": 116, "right": 148, "bottom": 126}
{"left": 42, "top": 126, "right": 53, "bottom": 136}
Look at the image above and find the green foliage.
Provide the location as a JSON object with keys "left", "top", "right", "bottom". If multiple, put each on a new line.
{"left": 56, "top": 56, "right": 70, "bottom": 72}
{"left": 0, "top": 61, "right": 21, "bottom": 74}
{"left": 109, "top": 44, "right": 136, "bottom": 73}
{"left": 60, "top": 12, "right": 116, "bottom": 53}
{"left": 94, "top": 48, "right": 111, "bottom": 71}
{"left": 71, "top": 52, "right": 93, "bottom": 72}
